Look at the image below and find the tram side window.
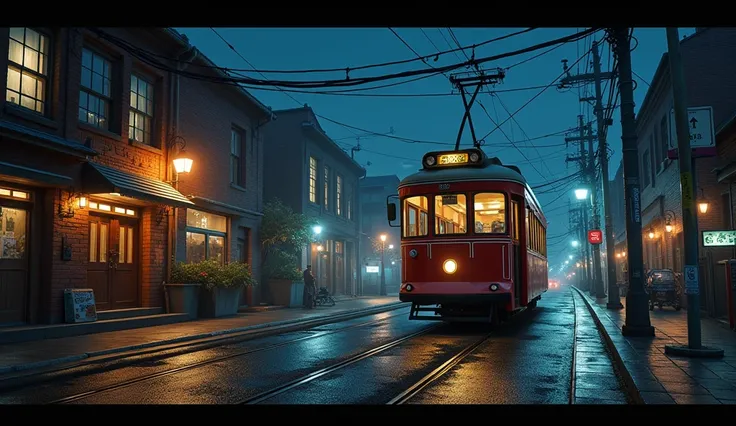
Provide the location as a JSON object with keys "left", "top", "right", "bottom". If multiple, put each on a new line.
{"left": 434, "top": 194, "right": 467, "bottom": 235}
{"left": 403, "top": 196, "right": 429, "bottom": 237}
{"left": 473, "top": 192, "right": 506, "bottom": 234}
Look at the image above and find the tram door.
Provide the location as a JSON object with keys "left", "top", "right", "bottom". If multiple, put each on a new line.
{"left": 511, "top": 198, "right": 522, "bottom": 307}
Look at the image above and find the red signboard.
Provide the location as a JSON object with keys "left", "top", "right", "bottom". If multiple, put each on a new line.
{"left": 588, "top": 230, "right": 603, "bottom": 244}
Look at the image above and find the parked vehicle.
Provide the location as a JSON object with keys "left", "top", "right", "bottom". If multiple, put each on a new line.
{"left": 646, "top": 269, "right": 682, "bottom": 311}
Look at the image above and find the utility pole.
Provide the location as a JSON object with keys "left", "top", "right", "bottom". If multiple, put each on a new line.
{"left": 663, "top": 28, "right": 723, "bottom": 358}
{"left": 608, "top": 28, "right": 654, "bottom": 337}
{"left": 379, "top": 234, "right": 387, "bottom": 296}
{"left": 560, "top": 41, "right": 614, "bottom": 302}
{"left": 566, "top": 115, "right": 595, "bottom": 290}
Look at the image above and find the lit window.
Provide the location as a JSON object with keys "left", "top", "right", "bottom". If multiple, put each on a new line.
{"left": 435, "top": 194, "right": 467, "bottom": 235}
{"left": 473, "top": 193, "right": 506, "bottom": 234}
{"left": 403, "top": 196, "right": 429, "bottom": 237}
{"left": 129, "top": 74, "right": 154, "bottom": 145}
{"left": 336, "top": 175, "right": 343, "bottom": 216}
{"left": 79, "top": 48, "right": 112, "bottom": 129}
{"left": 308, "top": 157, "right": 317, "bottom": 203}
{"left": 185, "top": 209, "right": 227, "bottom": 265}
{"left": 6, "top": 27, "right": 49, "bottom": 114}
{"left": 323, "top": 165, "right": 330, "bottom": 210}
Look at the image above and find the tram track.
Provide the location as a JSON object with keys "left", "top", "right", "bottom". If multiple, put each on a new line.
{"left": 46, "top": 308, "right": 411, "bottom": 405}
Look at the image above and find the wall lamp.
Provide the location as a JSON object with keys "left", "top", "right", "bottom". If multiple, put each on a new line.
{"left": 697, "top": 188, "right": 709, "bottom": 214}
{"left": 166, "top": 135, "right": 193, "bottom": 185}
{"left": 664, "top": 210, "right": 676, "bottom": 233}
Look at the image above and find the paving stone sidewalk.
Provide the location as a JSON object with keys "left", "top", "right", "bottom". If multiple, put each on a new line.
{"left": 0, "top": 296, "right": 402, "bottom": 375}
{"left": 576, "top": 287, "right": 736, "bottom": 404}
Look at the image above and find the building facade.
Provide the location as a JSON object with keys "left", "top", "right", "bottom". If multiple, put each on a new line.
{"left": 170, "top": 31, "right": 273, "bottom": 306}
{"left": 0, "top": 27, "right": 271, "bottom": 326}
{"left": 359, "top": 175, "right": 400, "bottom": 295}
{"left": 613, "top": 28, "right": 736, "bottom": 316}
{"left": 262, "top": 106, "right": 365, "bottom": 298}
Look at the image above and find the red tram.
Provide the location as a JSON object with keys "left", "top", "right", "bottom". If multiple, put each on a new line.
{"left": 386, "top": 147, "right": 548, "bottom": 324}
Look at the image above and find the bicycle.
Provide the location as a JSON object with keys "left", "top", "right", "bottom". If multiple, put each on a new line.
{"left": 314, "top": 286, "right": 336, "bottom": 307}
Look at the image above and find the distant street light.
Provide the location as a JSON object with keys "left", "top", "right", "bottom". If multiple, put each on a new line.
{"left": 572, "top": 240, "right": 580, "bottom": 247}
{"left": 574, "top": 188, "right": 589, "bottom": 200}
{"left": 313, "top": 225, "right": 322, "bottom": 235}
{"left": 388, "top": 244, "right": 394, "bottom": 249}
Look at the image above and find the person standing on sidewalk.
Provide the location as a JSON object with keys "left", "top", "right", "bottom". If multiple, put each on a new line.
{"left": 303, "top": 266, "right": 316, "bottom": 309}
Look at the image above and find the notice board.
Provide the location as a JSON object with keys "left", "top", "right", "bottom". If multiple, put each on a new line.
{"left": 64, "top": 288, "right": 98, "bottom": 323}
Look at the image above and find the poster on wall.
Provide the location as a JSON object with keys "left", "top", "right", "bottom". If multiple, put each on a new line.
{"left": 64, "top": 289, "right": 98, "bottom": 323}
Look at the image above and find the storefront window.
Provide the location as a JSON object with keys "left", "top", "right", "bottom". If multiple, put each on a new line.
{"left": 185, "top": 209, "right": 227, "bottom": 264}
{"left": 0, "top": 207, "right": 27, "bottom": 259}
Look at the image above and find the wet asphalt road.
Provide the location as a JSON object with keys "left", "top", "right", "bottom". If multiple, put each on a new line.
{"left": 0, "top": 286, "right": 613, "bottom": 404}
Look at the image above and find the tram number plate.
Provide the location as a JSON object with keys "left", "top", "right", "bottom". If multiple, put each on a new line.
{"left": 438, "top": 183, "right": 451, "bottom": 190}
{"left": 438, "top": 153, "right": 468, "bottom": 165}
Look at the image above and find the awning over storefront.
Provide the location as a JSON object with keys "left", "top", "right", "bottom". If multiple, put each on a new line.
{"left": 0, "top": 161, "right": 73, "bottom": 187}
{"left": 82, "top": 162, "right": 194, "bottom": 208}
{"left": 0, "top": 120, "right": 98, "bottom": 157}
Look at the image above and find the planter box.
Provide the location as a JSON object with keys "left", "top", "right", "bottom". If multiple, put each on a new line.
{"left": 165, "top": 283, "right": 201, "bottom": 319}
{"left": 269, "top": 279, "right": 305, "bottom": 307}
{"left": 199, "top": 286, "right": 243, "bottom": 318}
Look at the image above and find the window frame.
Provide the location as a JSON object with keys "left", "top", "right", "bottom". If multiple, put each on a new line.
{"left": 308, "top": 156, "right": 318, "bottom": 204}
{"left": 336, "top": 174, "right": 343, "bottom": 217}
{"left": 230, "top": 126, "right": 246, "bottom": 187}
{"left": 346, "top": 182, "right": 353, "bottom": 220}
{"left": 401, "top": 195, "right": 429, "bottom": 238}
{"left": 471, "top": 191, "right": 509, "bottom": 236}
{"left": 78, "top": 46, "right": 114, "bottom": 131}
{"left": 433, "top": 193, "right": 468, "bottom": 236}
{"left": 184, "top": 209, "right": 228, "bottom": 265}
{"left": 6, "top": 27, "right": 52, "bottom": 116}
{"left": 323, "top": 165, "right": 330, "bottom": 211}
{"left": 128, "top": 73, "right": 155, "bottom": 146}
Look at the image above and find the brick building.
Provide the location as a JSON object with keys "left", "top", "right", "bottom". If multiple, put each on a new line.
{"left": 0, "top": 27, "right": 271, "bottom": 327}
{"left": 168, "top": 30, "right": 273, "bottom": 307}
{"left": 359, "top": 175, "right": 400, "bottom": 295}
{"left": 262, "top": 106, "right": 365, "bottom": 297}
{"left": 613, "top": 28, "right": 736, "bottom": 317}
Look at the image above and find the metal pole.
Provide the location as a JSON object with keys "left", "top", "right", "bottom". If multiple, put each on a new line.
{"left": 610, "top": 28, "right": 654, "bottom": 337}
{"left": 663, "top": 27, "right": 723, "bottom": 357}
{"left": 380, "top": 241, "right": 386, "bottom": 296}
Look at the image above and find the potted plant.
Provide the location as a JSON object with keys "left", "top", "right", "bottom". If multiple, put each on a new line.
{"left": 260, "top": 199, "right": 316, "bottom": 307}
{"left": 263, "top": 249, "right": 304, "bottom": 307}
{"left": 166, "top": 262, "right": 205, "bottom": 319}
{"left": 198, "top": 259, "right": 255, "bottom": 318}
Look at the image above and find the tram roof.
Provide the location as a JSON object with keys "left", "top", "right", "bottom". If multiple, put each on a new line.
{"left": 399, "top": 157, "right": 527, "bottom": 188}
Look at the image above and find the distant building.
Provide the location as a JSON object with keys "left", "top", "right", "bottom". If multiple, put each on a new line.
{"left": 359, "top": 175, "right": 401, "bottom": 295}
{"left": 262, "top": 106, "right": 365, "bottom": 297}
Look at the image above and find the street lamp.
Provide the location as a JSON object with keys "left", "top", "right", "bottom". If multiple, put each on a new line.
{"left": 388, "top": 244, "right": 394, "bottom": 249}
{"left": 574, "top": 188, "right": 589, "bottom": 200}
{"left": 379, "top": 234, "right": 387, "bottom": 296}
{"left": 569, "top": 255, "right": 574, "bottom": 260}
{"left": 313, "top": 225, "right": 322, "bottom": 235}
{"left": 572, "top": 240, "right": 580, "bottom": 248}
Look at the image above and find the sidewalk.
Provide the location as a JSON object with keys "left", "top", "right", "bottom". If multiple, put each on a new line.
{"left": 574, "top": 287, "right": 736, "bottom": 404}
{"left": 0, "top": 296, "right": 403, "bottom": 376}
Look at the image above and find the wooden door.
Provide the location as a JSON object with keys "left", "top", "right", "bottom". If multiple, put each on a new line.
{"left": 0, "top": 204, "right": 29, "bottom": 324}
{"left": 88, "top": 216, "right": 138, "bottom": 311}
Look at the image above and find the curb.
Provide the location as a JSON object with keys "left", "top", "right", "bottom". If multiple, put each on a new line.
{"left": 0, "top": 301, "right": 407, "bottom": 377}
{"left": 571, "top": 286, "right": 645, "bottom": 405}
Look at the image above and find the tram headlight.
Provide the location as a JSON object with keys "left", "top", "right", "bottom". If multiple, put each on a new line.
{"left": 443, "top": 259, "right": 458, "bottom": 274}
{"left": 469, "top": 152, "right": 480, "bottom": 162}
{"left": 425, "top": 156, "right": 436, "bottom": 166}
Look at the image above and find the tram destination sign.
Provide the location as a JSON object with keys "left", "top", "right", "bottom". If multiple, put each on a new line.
{"left": 438, "top": 153, "right": 469, "bottom": 166}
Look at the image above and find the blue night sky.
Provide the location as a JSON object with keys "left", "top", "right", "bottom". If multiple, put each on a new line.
{"left": 175, "top": 27, "right": 696, "bottom": 269}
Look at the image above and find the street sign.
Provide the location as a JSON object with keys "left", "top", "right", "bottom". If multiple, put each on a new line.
{"left": 668, "top": 106, "right": 716, "bottom": 159}
{"left": 702, "top": 230, "right": 736, "bottom": 247}
{"left": 365, "top": 266, "right": 379, "bottom": 273}
{"left": 684, "top": 264, "right": 700, "bottom": 295}
{"left": 587, "top": 229, "right": 603, "bottom": 244}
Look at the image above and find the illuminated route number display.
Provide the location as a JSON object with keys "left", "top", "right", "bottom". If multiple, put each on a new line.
{"left": 438, "top": 153, "right": 468, "bottom": 165}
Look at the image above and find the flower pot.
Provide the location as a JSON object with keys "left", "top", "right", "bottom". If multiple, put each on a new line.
{"left": 199, "top": 286, "right": 243, "bottom": 318}
{"left": 269, "top": 279, "right": 305, "bottom": 307}
{"left": 164, "top": 283, "right": 201, "bottom": 319}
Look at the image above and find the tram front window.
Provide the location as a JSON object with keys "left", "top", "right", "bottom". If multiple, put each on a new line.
{"left": 474, "top": 192, "right": 506, "bottom": 234}
{"left": 434, "top": 194, "right": 467, "bottom": 235}
{"left": 403, "top": 196, "right": 429, "bottom": 237}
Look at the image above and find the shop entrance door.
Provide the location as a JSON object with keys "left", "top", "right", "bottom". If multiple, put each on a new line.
{"left": 87, "top": 216, "right": 139, "bottom": 311}
{"left": 0, "top": 203, "right": 29, "bottom": 324}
